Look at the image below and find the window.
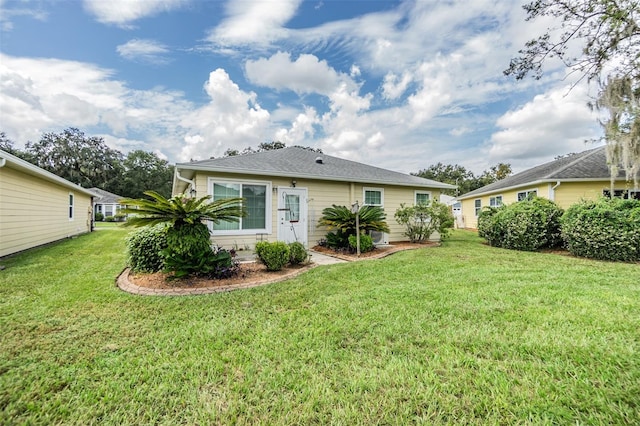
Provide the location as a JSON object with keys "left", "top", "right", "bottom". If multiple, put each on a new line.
{"left": 415, "top": 191, "right": 431, "bottom": 205}
{"left": 69, "top": 193, "right": 74, "bottom": 220}
{"left": 363, "top": 187, "right": 383, "bottom": 206}
{"left": 210, "top": 179, "right": 270, "bottom": 234}
{"left": 489, "top": 195, "right": 503, "bottom": 207}
{"left": 474, "top": 199, "right": 481, "bottom": 216}
{"left": 517, "top": 190, "right": 537, "bottom": 201}
{"left": 603, "top": 189, "right": 640, "bottom": 200}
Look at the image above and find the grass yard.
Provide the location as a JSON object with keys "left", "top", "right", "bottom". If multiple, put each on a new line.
{"left": 1, "top": 229, "right": 638, "bottom": 424}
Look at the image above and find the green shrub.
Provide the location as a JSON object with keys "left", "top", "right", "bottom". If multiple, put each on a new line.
{"left": 255, "top": 241, "right": 291, "bottom": 271}
{"left": 94, "top": 212, "right": 104, "bottom": 222}
{"left": 477, "top": 206, "right": 505, "bottom": 244}
{"left": 318, "top": 204, "right": 390, "bottom": 250}
{"left": 325, "top": 230, "right": 351, "bottom": 250}
{"left": 114, "top": 213, "right": 127, "bottom": 222}
{"left": 394, "top": 201, "right": 454, "bottom": 242}
{"left": 162, "top": 222, "right": 239, "bottom": 279}
{"left": 289, "top": 242, "right": 308, "bottom": 265}
{"left": 126, "top": 224, "right": 168, "bottom": 272}
{"left": 105, "top": 216, "right": 115, "bottom": 222}
{"left": 478, "top": 197, "right": 564, "bottom": 251}
{"left": 561, "top": 197, "right": 640, "bottom": 261}
{"left": 348, "top": 233, "right": 374, "bottom": 253}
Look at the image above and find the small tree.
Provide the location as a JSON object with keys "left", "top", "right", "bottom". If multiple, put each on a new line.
{"left": 394, "top": 201, "right": 454, "bottom": 243}
{"left": 318, "top": 204, "right": 389, "bottom": 249}
{"left": 121, "top": 191, "right": 245, "bottom": 278}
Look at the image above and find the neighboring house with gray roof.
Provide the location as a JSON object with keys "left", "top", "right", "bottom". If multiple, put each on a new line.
{"left": 457, "top": 146, "right": 639, "bottom": 228}
{"left": 173, "top": 147, "right": 456, "bottom": 248}
{"left": 89, "top": 188, "right": 126, "bottom": 221}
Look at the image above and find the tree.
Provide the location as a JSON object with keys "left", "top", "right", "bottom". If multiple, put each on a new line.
{"left": 121, "top": 191, "right": 245, "bottom": 278}
{"left": 120, "top": 150, "right": 174, "bottom": 199}
{"left": 0, "top": 132, "right": 31, "bottom": 161}
{"left": 25, "top": 128, "right": 123, "bottom": 192}
{"left": 505, "top": 0, "right": 639, "bottom": 83}
{"left": 506, "top": 0, "right": 639, "bottom": 185}
{"left": 413, "top": 162, "right": 512, "bottom": 195}
{"left": 413, "top": 163, "right": 474, "bottom": 195}
{"left": 597, "top": 76, "right": 640, "bottom": 187}
{"left": 474, "top": 163, "right": 513, "bottom": 189}
{"left": 223, "top": 141, "right": 322, "bottom": 157}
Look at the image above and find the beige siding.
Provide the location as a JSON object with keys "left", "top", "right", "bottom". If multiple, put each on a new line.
{"left": 191, "top": 171, "right": 443, "bottom": 249}
{"left": 459, "top": 180, "right": 634, "bottom": 228}
{"left": 0, "top": 167, "right": 92, "bottom": 257}
{"left": 553, "top": 181, "right": 612, "bottom": 208}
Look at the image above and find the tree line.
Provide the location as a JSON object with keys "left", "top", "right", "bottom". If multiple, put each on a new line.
{"left": 1, "top": 128, "right": 174, "bottom": 199}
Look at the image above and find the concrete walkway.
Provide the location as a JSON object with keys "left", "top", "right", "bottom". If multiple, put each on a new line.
{"left": 308, "top": 250, "right": 347, "bottom": 265}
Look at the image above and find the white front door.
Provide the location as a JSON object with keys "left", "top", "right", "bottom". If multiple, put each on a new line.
{"left": 277, "top": 187, "right": 307, "bottom": 246}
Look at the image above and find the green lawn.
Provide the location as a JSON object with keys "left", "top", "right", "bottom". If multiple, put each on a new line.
{"left": 1, "top": 230, "right": 638, "bottom": 425}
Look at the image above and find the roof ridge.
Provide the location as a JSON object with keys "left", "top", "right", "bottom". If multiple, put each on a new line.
{"left": 546, "top": 146, "right": 604, "bottom": 178}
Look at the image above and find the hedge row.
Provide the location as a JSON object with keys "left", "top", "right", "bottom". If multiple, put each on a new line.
{"left": 478, "top": 197, "right": 640, "bottom": 262}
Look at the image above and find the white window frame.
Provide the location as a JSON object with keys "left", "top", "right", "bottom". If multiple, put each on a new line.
{"left": 474, "top": 199, "right": 481, "bottom": 216}
{"left": 489, "top": 195, "right": 503, "bottom": 207}
{"left": 208, "top": 177, "right": 272, "bottom": 236}
{"left": 414, "top": 190, "right": 432, "bottom": 205}
{"left": 603, "top": 189, "right": 640, "bottom": 200}
{"left": 517, "top": 189, "right": 538, "bottom": 201}
{"left": 363, "top": 187, "right": 384, "bottom": 207}
{"left": 68, "top": 193, "right": 74, "bottom": 221}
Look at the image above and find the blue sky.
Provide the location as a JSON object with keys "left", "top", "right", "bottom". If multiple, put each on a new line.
{"left": 0, "top": 0, "right": 603, "bottom": 174}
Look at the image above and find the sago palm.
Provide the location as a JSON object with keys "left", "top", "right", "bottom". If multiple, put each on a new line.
{"left": 318, "top": 204, "right": 390, "bottom": 234}
{"left": 120, "top": 191, "right": 245, "bottom": 229}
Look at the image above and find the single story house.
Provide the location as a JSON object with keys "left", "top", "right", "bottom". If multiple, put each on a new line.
{"left": 457, "top": 146, "right": 639, "bottom": 228}
{"left": 90, "top": 187, "right": 126, "bottom": 220}
{"left": 0, "top": 149, "right": 95, "bottom": 258}
{"left": 172, "top": 147, "right": 456, "bottom": 248}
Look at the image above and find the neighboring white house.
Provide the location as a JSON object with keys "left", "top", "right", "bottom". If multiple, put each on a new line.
{"left": 0, "top": 149, "right": 95, "bottom": 258}
{"left": 89, "top": 187, "right": 126, "bottom": 220}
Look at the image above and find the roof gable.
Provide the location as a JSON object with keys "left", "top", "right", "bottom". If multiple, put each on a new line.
{"left": 89, "top": 187, "right": 125, "bottom": 204}
{"left": 176, "top": 147, "right": 456, "bottom": 189}
{"left": 458, "top": 146, "right": 625, "bottom": 199}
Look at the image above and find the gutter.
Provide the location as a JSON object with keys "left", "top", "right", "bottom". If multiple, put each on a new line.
{"left": 550, "top": 181, "right": 561, "bottom": 201}
{"left": 175, "top": 169, "right": 196, "bottom": 196}
{"left": 0, "top": 157, "right": 5, "bottom": 168}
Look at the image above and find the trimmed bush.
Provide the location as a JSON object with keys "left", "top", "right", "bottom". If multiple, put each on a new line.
{"left": 105, "top": 216, "right": 115, "bottom": 222}
{"left": 561, "top": 197, "right": 640, "bottom": 262}
{"left": 126, "top": 224, "right": 168, "bottom": 272}
{"left": 348, "top": 233, "right": 374, "bottom": 253}
{"left": 255, "top": 241, "right": 291, "bottom": 271}
{"left": 394, "top": 201, "right": 454, "bottom": 242}
{"left": 289, "top": 242, "right": 308, "bottom": 265}
{"left": 477, "top": 197, "right": 564, "bottom": 251}
{"left": 94, "top": 212, "right": 104, "bottom": 222}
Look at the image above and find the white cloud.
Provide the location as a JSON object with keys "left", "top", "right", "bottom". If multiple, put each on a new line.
{"left": 83, "top": 0, "right": 185, "bottom": 26}
{"left": 0, "top": 53, "right": 192, "bottom": 156}
{"left": 381, "top": 71, "right": 412, "bottom": 100}
{"left": 178, "top": 69, "right": 271, "bottom": 161}
{"left": 117, "top": 39, "right": 170, "bottom": 64}
{"left": 245, "top": 52, "right": 356, "bottom": 95}
{"left": 0, "top": 1, "right": 47, "bottom": 32}
{"left": 274, "top": 107, "right": 318, "bottom": 144}
{"left": 207, "top": 0, "right": 301, "bottom": 46}
{"left": 488, "top": 84, "right": 601, "bottom": 167}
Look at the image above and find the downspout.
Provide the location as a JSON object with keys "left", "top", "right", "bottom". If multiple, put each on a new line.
{"left": 175, "top": 168, "right": 196, "bottom": 196}
{"left": 550, "top": 181, "right": 561, "bottom": 202}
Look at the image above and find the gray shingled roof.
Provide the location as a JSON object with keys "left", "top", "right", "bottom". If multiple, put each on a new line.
{"left": 89, "top": 187, "right": 124, "bottom": 204}
{"left": 458, "top": 146, "right": 627, "bottom": 199}
{"left": 175, "top": 147, "right": 456, "bottom": 189}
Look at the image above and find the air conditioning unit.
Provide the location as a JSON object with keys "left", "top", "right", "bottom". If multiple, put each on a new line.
{"left": 369, "top": 230, "right": 389, "bottom": 246}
